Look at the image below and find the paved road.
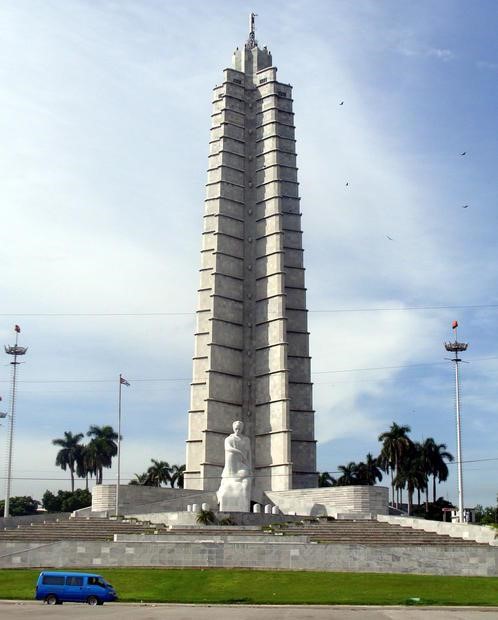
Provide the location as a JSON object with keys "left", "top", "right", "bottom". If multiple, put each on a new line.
{"left": 2, "top": 602, "right": 498, "bottom": 619}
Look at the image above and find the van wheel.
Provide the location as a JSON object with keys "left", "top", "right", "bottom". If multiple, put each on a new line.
{"left": 45, "top": 594, "right": 57, "bottom": 605}
{"left": 87, "top": 595, "right": 99, "bottom": 606}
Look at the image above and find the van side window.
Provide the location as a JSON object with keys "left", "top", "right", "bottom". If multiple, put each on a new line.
{"left": 66, "top": 576, "right": 84, "bottom": 586}
{"left": 42, "top": 575, "right": 65, "bottom": 586}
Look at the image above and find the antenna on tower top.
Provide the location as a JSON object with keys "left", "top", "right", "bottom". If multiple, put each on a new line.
{"left": 247, "top": 12, "right": 257, "bottom": 48}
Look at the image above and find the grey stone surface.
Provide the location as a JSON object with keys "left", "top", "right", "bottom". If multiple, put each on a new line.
{"left": 92, "top": 484, "right": 216, "bottom": 514}
{"left": 5, "top": 602, "right": 498, "bottom": 620}
{"left": 1, "top": 536, "right": 497, "bottom": 575}
{"left": 0, "top": 513, "right": 71, "bottom": 529}
{"left": 378, "top": 514, "right": 498, "bottom": 545}
{"left": 266, "top": 485, "right": 389, "bottom": 517}
{"left": 185, "top": 30, "right": 316, "bottom": 499}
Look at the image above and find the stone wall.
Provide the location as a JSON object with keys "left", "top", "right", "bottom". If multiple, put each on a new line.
{"left": 0, "top": 538, "right": 497, "bottom": 576}
{"left": 92, "top": 485, "right": 216, "bottom": 514}
{"left": 265, "top": 485, "right": 389, "bottom": 517}
{"left": 378, "top": 514, "right": 498, "bottom": 546}
{"left": 93, "top": 484, "right": 389, "bottom": 520}
{"left": 124, "top": 511, "right": 302, "bottom": 527}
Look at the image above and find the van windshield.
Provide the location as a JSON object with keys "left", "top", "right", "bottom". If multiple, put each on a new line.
{"left": 88, "top": 576, "right": 107, "bottom": 588}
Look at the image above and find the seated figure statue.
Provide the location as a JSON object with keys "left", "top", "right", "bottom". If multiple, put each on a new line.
{"left": 217, "top": 420, "right": 252, "bottom": 512}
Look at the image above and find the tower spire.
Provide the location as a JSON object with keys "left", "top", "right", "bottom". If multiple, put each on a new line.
{"left": 247, "top": 12, "right": 257, "bottom": 48}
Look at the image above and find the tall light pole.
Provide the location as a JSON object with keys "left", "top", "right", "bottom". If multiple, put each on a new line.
{"left": 444, "top": 320, "right": 468, "bottom": 524}
{"left": 115, "top": 374, "right": 130, "bottom": 516}
{"left": 4, "top": 325, "right": 28, "bottom": 518}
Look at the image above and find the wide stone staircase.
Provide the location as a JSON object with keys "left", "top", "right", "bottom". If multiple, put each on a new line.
{"left": 123, "top": 520, "right": 488, "bottom": 547}
{"left": 281, "top": 520, "right": 487, "bottom": 546}
{"left": 0, "top": 516, "right": 169, "bottom": 542}
{"left": 0, "top": 516, "right": 489, "bottom": 547}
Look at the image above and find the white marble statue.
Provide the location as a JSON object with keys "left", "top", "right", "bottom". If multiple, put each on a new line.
{"left": 217, "top": 420, "right": 252, "bottom": 512}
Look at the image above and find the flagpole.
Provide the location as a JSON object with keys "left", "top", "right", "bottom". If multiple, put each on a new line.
{"left": 116, "top": 374, "right": 122, "bottom": 517}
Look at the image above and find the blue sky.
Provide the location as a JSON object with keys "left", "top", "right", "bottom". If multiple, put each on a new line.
{"left": 0, "top": 0, "right": 497, "bottom": 507}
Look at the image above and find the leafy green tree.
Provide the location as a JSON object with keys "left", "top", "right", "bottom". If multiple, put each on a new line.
{"left": 170, "top": 464, "right": 186, "bottom": 488}
{"left": 42, "top": 489, "right": 92, "bottom": 513}
{"left": 475, "top": 504, "right": 498, "bottom": 525}
{"left": 86, "top": 425, "right": 119, "bottom": 485}
{"left": 52, "top": 431, "right": 84, "bottom": 492}
{"left": 60, "top": 489, "right": 92, "bottom": 512}
{"left": 318, "top": 472, "right": 337, "bottom": 487}
{"left": 0, "top": 496, "right": 39, "bottom": 516}
{"left": 41, "top": 490, "right": 60, "bottom": 512}
{"left": 145, "top": 459, "right": 171, "bottom": 487}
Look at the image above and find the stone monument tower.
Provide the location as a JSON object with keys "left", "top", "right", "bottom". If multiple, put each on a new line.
{"left": 185, "top": 16, "right": 317, "bottom": 501}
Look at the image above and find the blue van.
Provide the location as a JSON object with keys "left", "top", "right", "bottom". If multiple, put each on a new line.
{"left": 35, "top": 571, "right": 117, "bottom": 605}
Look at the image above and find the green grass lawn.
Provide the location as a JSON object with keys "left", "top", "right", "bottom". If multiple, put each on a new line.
{"left": 1, "top": 568, "right": 497, "bottom": 606}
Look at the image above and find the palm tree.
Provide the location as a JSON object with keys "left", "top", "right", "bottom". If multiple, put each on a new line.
{"left": 336, "top": 462, "right": 359, "bottom": 486}
{"left": 378, "top": 422, "right": 413, "bottom": 507}
{"left": 52, "top": 431, "right": 84, "bottom": 492}
{"left": 318, "top": 472, "right": 337, "bottom": 487}
{"left": 75, "top": 443, "right": 94, "bottom": 491}
{"left": 356, "top": 453, "right": 383, "bottom": 486}
{"left": 417, "top": 439, "right": 434, "bottom": 509}
{"left": 86, "top": 425, "right": 119, "bottom": 485}
{"left": 196, "top": 509, "right": 216, "bottom": 525}
{"left": 170, "top": 464, "right": 186, "bottom": 488}
{"left": 145, "top": 459, "right": 171, "bottom": 487}
{"left": 428, "top": 442, "right": 454, "bottom": 502}
{"left": 395, "top": 458, "right": 426, "bottom": 516}
{"left": 128, "top": 472, "right": 150, "bottom": 486}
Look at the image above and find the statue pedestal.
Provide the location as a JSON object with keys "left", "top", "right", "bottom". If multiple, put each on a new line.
{"left": 217, "top": 477, "right": 251, "bottom": 512}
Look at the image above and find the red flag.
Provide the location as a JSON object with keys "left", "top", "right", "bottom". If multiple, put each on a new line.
{"left": 14, "top": 325, "right": 20, "bottom": 333}
{"left": 452, "top": 320, "right": 458, "bottom": 329}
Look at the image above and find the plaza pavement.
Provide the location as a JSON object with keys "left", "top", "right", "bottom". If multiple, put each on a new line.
{"left": 2, "top": 602, "right": 498, "bottom": 619}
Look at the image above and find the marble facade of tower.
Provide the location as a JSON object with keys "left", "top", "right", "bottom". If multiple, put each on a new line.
{"left": 184, "top": 19, "right": 317, "bottom": 501}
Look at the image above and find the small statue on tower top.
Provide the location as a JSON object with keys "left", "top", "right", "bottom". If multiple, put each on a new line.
{"left": 247, "top": 12, "right": 257, "bottom": 48}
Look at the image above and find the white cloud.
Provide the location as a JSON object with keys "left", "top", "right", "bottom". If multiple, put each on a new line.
{"left": 0, "top": 1, "right": 497, "bottom": 507}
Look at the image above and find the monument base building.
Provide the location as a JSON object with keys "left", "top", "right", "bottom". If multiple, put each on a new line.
{"left": 184, "top": 17, "right": 317, "bottom": 503}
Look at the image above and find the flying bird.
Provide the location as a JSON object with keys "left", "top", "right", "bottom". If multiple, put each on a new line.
{"left": 386, "top": 235, "right": 394, "bottom": 241}
{"left": 461, "top": 205, "right": 469, "bottom": 208}
{"left": 345, "top": 182, "right": 349, "bottom": 187}
{"left": 339, "top": 101, "right": 344, "bottom": 105}
{"left": 460, "top": 151, "right": 467, "bottom": 156}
